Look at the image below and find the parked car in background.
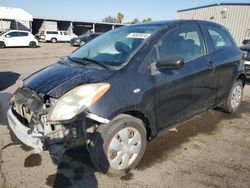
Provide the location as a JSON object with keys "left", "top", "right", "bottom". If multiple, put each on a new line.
{"left": 70, "top": 32, "right": 102, "bottom": 47}
{"left": 242, "top": 39, "right": 250, "bottom": 45}
{"left": 240, "top": 44, "right": 250, "bottom": 76}
{"left": 39, "top": 30, "right": 77, "bottom": 43}
{"left": 0, "top": 30, "right": 38, "bottom": 48}
{"left": 8, "top": 20, "right": 246, "bottom": 176}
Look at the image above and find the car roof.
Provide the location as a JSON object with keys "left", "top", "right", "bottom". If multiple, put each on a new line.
{"left": 129, "top": 19, "right": 216, "bottom": 27}
{"left": 79, "top": 33, "right": 102, "bottom": 37}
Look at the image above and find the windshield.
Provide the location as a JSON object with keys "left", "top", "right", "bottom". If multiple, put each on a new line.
{"left": 0, "top": 31, "right": 7, "bottom": 36}
{"left": 69, "top": 25, "right": 160, "bottom": 66}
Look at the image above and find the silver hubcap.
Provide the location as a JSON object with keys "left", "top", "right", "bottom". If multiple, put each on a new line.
{"left": 108, "top": 127, "right": 141, "bottom": 170}
{"left": 231, "top": 85, "right": 242, "bottom": 109}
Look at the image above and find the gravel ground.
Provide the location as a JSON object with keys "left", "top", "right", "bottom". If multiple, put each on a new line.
{"left": 0, "top": 43, "right": 250, "bottom": 188}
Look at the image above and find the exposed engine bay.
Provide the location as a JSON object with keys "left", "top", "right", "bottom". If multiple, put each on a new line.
{"left": 8, "top": 87, "right": 89, "bottom": 156}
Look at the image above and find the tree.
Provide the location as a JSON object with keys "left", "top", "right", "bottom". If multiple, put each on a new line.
{"left": 142, "top": 18, "right": 152, "bottom": 22}
{"left": 117, "top": 12, "right": 125, "bottom": 23}
{"left": 102, "top": 16, "right": 117, "bottom": 23}
{"left": 131, "top": 18, "right": 140, "bottom": 24}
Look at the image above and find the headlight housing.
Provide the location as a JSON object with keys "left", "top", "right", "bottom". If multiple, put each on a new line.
{"left": 47, "top": 83, "right": 110, "bottom": 122}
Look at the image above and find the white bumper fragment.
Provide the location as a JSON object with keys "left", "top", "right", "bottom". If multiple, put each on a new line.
{"left": 7, "top": 109, "right": 44, "bottom": 152}
{"left": 86, "top": 112, "right": 110, "bottom": 124}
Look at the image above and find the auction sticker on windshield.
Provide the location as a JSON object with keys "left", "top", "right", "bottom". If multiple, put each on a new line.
{"left": 127, "top": 33, "right": 151, "bottom": 39}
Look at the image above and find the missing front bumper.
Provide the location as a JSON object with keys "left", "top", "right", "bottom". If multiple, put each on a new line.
{"left": 7, "top": 108, "right": 44, "bottom": 152}
{"left": 7, "top": 105, "right": 110, "bottom": 154}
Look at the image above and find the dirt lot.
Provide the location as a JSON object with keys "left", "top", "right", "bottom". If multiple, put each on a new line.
{"left": 0, "top": 43, "right": 250, "bottom": 188}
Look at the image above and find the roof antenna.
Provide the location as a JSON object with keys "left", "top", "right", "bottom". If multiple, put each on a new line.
{"left": 191, "top": 0, "right": 201, "bottom": 20}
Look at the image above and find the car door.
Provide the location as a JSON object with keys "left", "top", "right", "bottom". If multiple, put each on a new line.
{"left": 58, "top": 31, "right": 63, "bottom": 41}
{"left": 203, "top": 23, "right": 239, "bottom": 104}
{"left": 63, "top": 31, "right": 71, "bottom": 41}
{"left": 3, "top": 32, "right": 20, "bottom": 46}
{"left": 58, "top": 31, "right": 65, "bottom": 41}
{"left": 17, "top": 32, "right": 29, "bottom": 46}
{"left": 152, "top": 22, "right": 218, "bottom": 130}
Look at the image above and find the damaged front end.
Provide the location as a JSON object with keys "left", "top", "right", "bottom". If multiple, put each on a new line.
{"left": 7, "top": 87, "right": 91, "bottom": 155}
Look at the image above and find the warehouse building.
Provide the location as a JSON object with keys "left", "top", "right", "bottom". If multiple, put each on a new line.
{"left": 0, "top": 7, "right": 33, "bottom": 32}
{"left": 32, "top": 18, "right": 123, "bottom": 36}
{"left": 0, "top": 6, "right": 124, "bottom": 36}
{"left": 178, "top": 3, "right": 250, "bottom": 46}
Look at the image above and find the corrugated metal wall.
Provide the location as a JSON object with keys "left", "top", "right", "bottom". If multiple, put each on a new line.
{"left": 178, "top": 5, "right": 250, "bottom": 46}
{"left": 0, "top": 20, "right": 11, "bottom": 32}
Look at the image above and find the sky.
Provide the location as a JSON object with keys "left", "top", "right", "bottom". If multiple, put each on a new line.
{"left": 0, "top": 0, "right": 249, "bottom": 23}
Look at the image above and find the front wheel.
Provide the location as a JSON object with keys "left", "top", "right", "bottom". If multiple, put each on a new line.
{"left": 222, "top": 80, "right": 243, "bottom": 113}
{"left": 0, "top": 41, "right": 5, "bottom": 48}
{"left": 89, "top": 114, "right": 147, "bottom": 176}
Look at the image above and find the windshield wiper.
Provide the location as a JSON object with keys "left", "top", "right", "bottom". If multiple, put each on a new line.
{"left": 68, "top": 56, "right": 109, "bottom": 70}
{"left": 67, "top": 56, "right": 85, "bottom": 64}
{"left": 81, "top": 57, "right": 109, "bottom": 69}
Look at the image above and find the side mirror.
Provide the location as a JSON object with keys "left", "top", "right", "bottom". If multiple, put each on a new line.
{"left": 156, "top": 55, "right": 184, "bottom": 69}
{"left": 5, "top": 35, "right": 11, "bottom": 38}
{"left": 241, "top": 49, "right": 250, "bottom": 61}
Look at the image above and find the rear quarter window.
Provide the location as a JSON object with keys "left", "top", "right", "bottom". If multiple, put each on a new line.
{"left": 206, "top": 24, "right": 233, "bottom": 50}
{"left": 18, "top": 32, "right": 28, "bottom": 37}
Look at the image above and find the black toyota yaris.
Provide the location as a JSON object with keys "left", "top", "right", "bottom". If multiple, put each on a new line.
{"left": 8, "top": 20, "right": 246, "bottom": 176}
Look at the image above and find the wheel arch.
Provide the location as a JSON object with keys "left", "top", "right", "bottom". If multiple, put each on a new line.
{"left": 122, "top": 110, "right": 152, "bottom": 140}
{"left": 236, "top": 73, "right": 246, "bottom": 87}
{"left": 0, "top": 41, "right": 5, "bottom": 48}
{"left": 51, "top": 37, "right": 57, "bottom": 42}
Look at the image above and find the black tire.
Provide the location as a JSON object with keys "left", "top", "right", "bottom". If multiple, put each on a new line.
{"left": 51, "top": 38, "right": 57, "bottom": 43}
{"left": 0, "top": 41, "right": 5, "bottom": 48}
{"left": 89, "top": 114, "right": 147, "bottom": 176}
{"left": 222, "top": 80, "right": 243, "bottom": 113}
{"left": 29, "top": 41, "right": 37, "bottom": 48}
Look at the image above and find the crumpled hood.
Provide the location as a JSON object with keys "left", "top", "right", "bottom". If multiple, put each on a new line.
{"left": 24, "top": 59, "right": 114, "bottom": 98}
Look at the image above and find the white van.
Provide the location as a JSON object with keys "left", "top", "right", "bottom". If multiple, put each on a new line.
{"left": 39, "top": 30, "right": 77, "bottom": 43}
{"left": 0, "top": 30, "right": 38, "bottom": 48}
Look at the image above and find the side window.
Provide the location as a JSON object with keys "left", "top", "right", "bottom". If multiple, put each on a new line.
{"left": 18, "top": 32, "right": 28, "bottom": 37}
{"left": 8, "top": 32, "right": 19, "bottom": 37}
{"left": 155, "top": 23, "right": 205, "bottom": 61}
{"left": 47, "top": 31, "right": 58, "bottom": 35}
{"left": 206, "top": 24, "right": 233, "bottom": 50}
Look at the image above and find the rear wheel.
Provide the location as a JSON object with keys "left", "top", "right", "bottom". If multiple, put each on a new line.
{"left": 0, "top": 41, "right": 5, "bottom": 48}
{"left": 89, "top": 114, "right": 147, "bottom": 176}
{"left": 51, "top": 38, "right": 57, "bottom": 43}
{"left": 222, "top": 80, "right": 243, "bottom": 113}
{"left": 29, "top": 41, "right": 37, "bottom": 48}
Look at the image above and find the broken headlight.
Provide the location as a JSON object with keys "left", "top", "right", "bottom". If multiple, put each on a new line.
{"left": 47, "top": 83, "right": 110, "bottom": 122}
